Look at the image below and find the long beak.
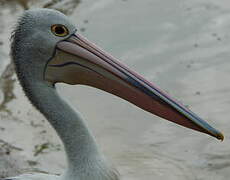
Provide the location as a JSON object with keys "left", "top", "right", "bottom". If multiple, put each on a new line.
{"left": 45, "top": 32, "right": 224, "bottom": 141}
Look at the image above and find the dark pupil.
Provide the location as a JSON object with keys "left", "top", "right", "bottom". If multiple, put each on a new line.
{"left": 55, "top": 26, "right": 65, "bottom": 34}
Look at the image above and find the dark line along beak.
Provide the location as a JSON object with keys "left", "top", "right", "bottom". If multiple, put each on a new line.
{"left": 45, "top": 32, "right": 224, "bottom": 141}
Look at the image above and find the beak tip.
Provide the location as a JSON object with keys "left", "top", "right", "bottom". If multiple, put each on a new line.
{"left": 216, "top": 132, "right": 224, "bottom": 141}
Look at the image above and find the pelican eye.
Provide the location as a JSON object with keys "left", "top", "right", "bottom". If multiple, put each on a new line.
{"left": 51, "top": 24, "right": 69, "bottom": 37}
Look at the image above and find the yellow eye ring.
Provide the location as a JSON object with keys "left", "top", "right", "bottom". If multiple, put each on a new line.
{"left": 51, "top": 24, "right": 69, "bottom": 37}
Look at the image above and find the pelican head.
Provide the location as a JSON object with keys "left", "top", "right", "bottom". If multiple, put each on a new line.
{"left": 11, "top": 8, "right": 223, "bottom": 141}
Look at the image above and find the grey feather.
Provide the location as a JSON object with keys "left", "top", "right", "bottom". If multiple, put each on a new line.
{"left": 10, "top": 9, "right": 120, "bottom": 180}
